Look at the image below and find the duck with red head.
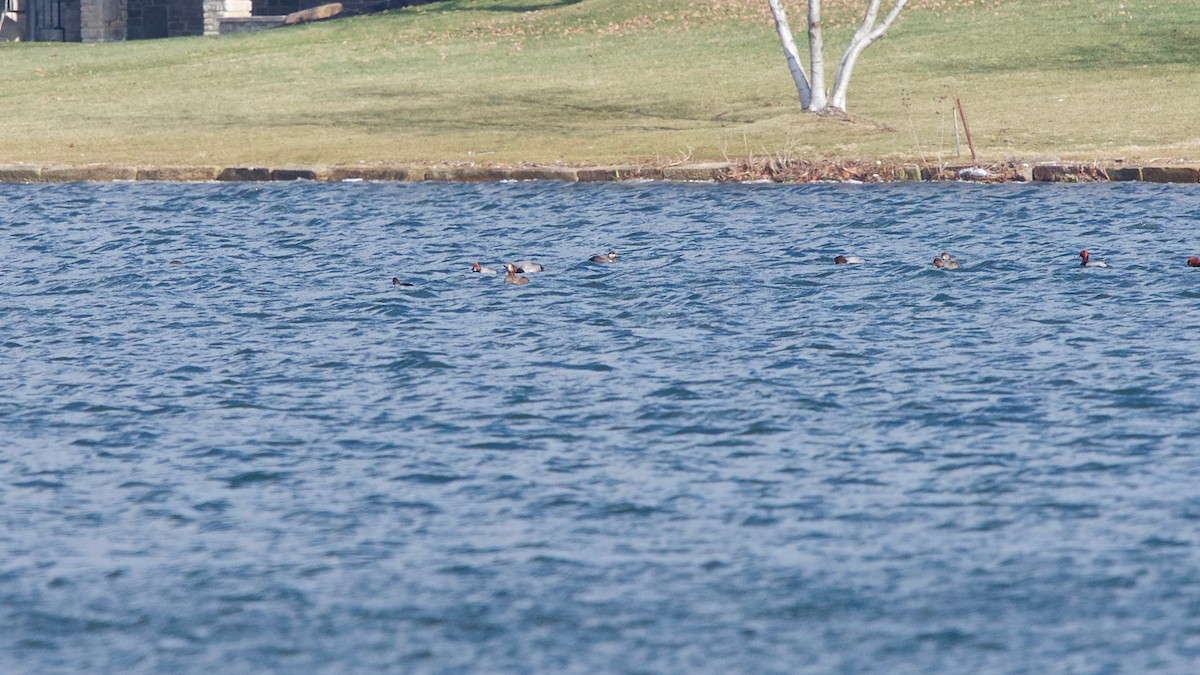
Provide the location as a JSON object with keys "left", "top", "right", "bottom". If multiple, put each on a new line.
{"left": 1080, "top": 250, "right": 1109, "bottom": 268}
{"left": 834, "top": 255, "right": 865, "bottom": 265}
{"left": 472, "top": 261, "right": 498, "bottom": 275}
{"left": 1188, "top": 257, "right": 1200, "bottom": 268}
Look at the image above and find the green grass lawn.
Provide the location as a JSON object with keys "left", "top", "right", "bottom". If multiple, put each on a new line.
{"left": 1, "top": 0, "right": 1197, "bottom": 166}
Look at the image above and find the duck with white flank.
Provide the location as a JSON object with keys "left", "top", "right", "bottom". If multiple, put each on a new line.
{"left": 590, "top": 250, "right": 619, "bottom": 263}
{"left": 933, "top": 251, "right": 960, "bottom": 269}
{"left": 512, "top": 260, "right": 544, "bottom": 273}
{"left": 504, "top": 263, "right": 530, "bottom": 285}
{"left": 1079, "top": 250, "right": 1109, "bottom": 268}
{"left": 472, "top": 261, "right": 498, "bottom": 275}
{"left": 834, "top": 255, "right": 865, "bottom": 265}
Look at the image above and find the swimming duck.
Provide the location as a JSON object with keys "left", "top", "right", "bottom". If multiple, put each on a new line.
{"left": 504, "top": 263, "right": 530, "bottom": 285}
{"left": 472, "top": 261, "right": 498, "bottom": 275}
{"left": 1079, "top": 250, "right": 1109, "bottom": 268}
{"left": 834, "top": 255, "right": 865, "bottom": 264}
{"left": 513, "top": 260, "right": 544, "bottom": 273}
{"left": 590, "top": 250, "right": 619, "bottom": 264}
{"left": 392, "top": 277, "right": 414, "bottom": 286}
{"left": 933, "top": 251, "right": 959, "bottom": 269}
{"left": 1187, "top": 256, "right": 1200, "bottom": 268}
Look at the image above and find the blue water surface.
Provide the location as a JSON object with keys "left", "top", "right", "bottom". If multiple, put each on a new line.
{"left": 2, "top": 180, "right": 1200, "bottom": 673}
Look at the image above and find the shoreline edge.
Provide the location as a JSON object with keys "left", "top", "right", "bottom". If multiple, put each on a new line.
{"left": 0, "top": 161, "right": 1197, "bottom": 184}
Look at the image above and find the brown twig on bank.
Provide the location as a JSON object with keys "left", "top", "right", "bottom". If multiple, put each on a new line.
{"left": 955, "top": 98, "right": 977, "bottom": 163}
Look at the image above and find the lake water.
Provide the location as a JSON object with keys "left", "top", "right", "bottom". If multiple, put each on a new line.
{"left": 3, "top": 180, "right": 1200, "bottom": 673}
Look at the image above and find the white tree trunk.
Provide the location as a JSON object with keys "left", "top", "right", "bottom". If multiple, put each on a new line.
{"left": 767, "top": 0, "right": 908, "bottom": 114}
{"left": 766, "top": 0, "right": 812, "bottom": 110}
{"left": 828, "top": 0, "right": 909, "bottom": 112}
{"left": 807, "top": 0, "right": 827, "bottom": 111}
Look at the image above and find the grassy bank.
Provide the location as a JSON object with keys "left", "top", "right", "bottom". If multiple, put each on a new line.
{"left": 1, "top": 0, "right": 1198, "bottom": 167}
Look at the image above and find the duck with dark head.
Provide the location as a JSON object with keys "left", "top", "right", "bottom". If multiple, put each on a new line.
{"left": 512, "top": 260, "right": 544, "bottom": 273}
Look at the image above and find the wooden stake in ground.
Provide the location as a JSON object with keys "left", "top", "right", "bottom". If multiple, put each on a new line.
{"left": 956, "top": 98, "right": 977, "bottom": 163}
{"left": 953, "top": 104, "right": 961, "bottom": 158}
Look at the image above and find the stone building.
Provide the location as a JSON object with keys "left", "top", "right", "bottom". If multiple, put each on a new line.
{"left": 1, "top": 0, "right": 379, "bottom": 41}
{"left": 3, "top": 0, "right": 240, "bottom": 40}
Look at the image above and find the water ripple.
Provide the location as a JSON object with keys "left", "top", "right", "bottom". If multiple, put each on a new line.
{"left": 2, "top": 181, "right": 1200, "bottom": 672}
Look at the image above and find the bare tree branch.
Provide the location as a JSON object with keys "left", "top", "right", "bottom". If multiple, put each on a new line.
{"left": 766, "top": 0, "right": 813, "bottom": 110}
{"left": 767, "top": 0, "right": 908, "bottom": 114}
{"left": 829, "top": 0, "right": 909, "bottom": 112}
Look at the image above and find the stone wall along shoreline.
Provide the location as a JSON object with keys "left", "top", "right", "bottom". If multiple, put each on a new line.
{"left": 0, "top": 162, "right": 1196, "bottom": 184}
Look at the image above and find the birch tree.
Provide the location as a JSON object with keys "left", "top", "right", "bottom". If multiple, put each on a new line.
{"left": 767, "top": 0, "right": 909, "bottom": 114}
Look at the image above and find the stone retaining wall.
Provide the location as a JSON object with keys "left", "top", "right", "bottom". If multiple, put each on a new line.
{"left": 0, "top": 162, "right": 1196, "bottom": 184}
